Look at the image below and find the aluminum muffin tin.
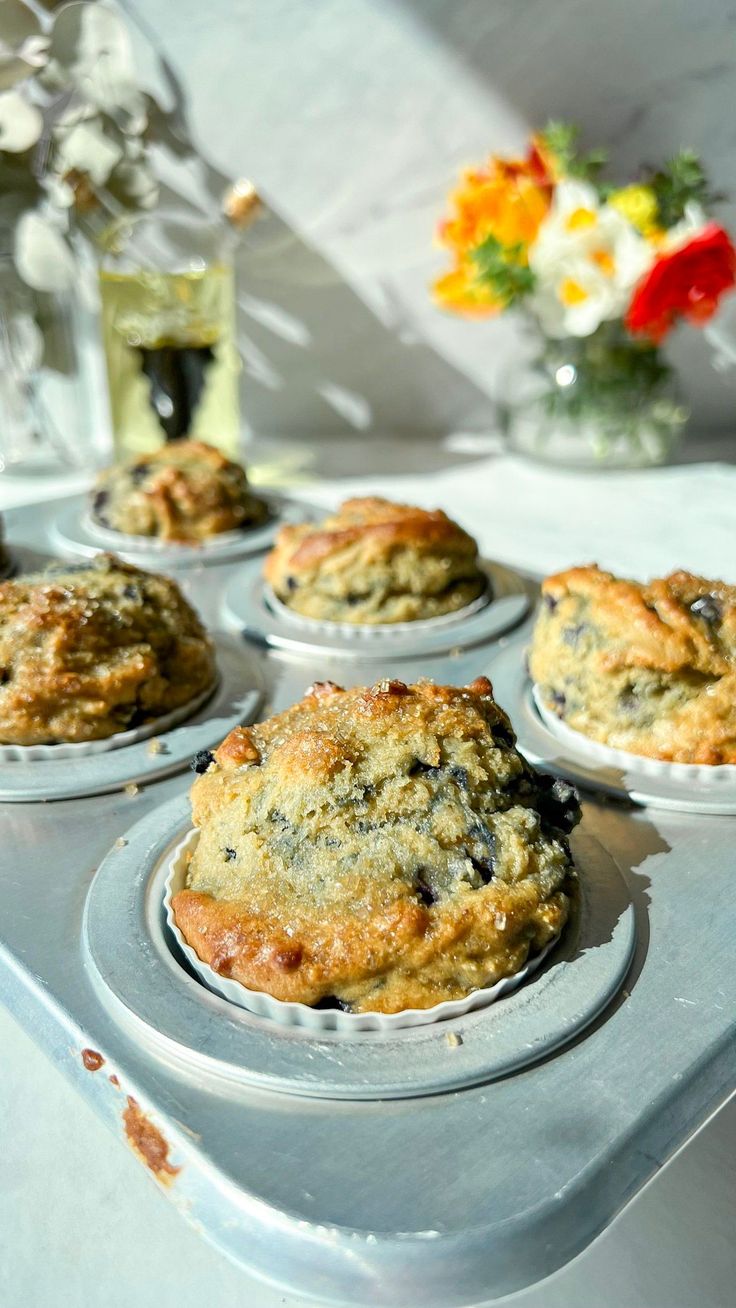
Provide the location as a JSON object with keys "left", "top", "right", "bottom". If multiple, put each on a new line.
{"left": 2, "top": 492, "right": 735, "bottom": 1307}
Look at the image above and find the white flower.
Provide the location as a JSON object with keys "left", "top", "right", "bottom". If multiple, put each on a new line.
{"left": 0, "top": 1, "right": 48, "bottom": 92}
{"left": 661, "top": 202, "right": 708, "bottom": 252}
{"left": 14, "top": 209, "right": 75, "bottom": 293}
{"left": 528, "top": 180, "right": 653, "bottom": 337}
{"left": 46, "top": 2, "right": 147, "bottom": 134}
{"left": 108, "top": 157, "right": 159, "bottom": 210}
{"left": 0, "top": 87, "right": 43, "bottom": 151}
{"left": 54, "top": 117, "right": 123, "bottom": 186}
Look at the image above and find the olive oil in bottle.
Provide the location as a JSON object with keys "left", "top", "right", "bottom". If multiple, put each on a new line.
{"left": 99, "top": 224, "right": 240, "bottom": 459}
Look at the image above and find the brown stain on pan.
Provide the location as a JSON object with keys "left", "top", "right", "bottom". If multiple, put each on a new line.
{"left": 81, "top": 1048, "right": 105, "bottom": 1072}
{"left": 123, "top": 1096, "right": 181, "bottom": 1185}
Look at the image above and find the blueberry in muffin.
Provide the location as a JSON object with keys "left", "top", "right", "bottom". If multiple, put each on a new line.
{"left": 172, "top": 676, "right": 578, "bottom": 1014}
{"left": 264, "top": 497, "right": 488, "bottom": 624}
{"left": 91, "top": 440, "right": 268, "bottom": 543}
{"left": 0, "top": 553, "right": 216, "bottom": 745}
{"left": 529, "top": 564, "right": 736, "bottom": 764}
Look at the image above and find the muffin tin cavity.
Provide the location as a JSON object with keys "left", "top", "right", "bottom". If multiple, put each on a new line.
{"left": 223, "top": 556, "right": 532, "bottom": 659}
{"left": 490, "top": 635, "right": 736, "bottom": 814}
{"left": 0, "top": 638, "right": 264, "bottom": 802}
{"left": 50, "top": 494, "right": 313, "bottom": 569}
{"left": 82, "top": 794, "right": 635, "bottom": 1100}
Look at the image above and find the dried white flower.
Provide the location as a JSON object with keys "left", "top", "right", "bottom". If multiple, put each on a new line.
{"left": 0, "top": 89, "right": 43, "bottom": 152}
{"left": 0, "top": 1, "right": 48, "bottom": 92}
{"left": 46, "top": 2, "right": 147, "bottom": 133}
{"left": 14, "top": 210, "right": 75, "bottom": 292}
{"left": 54, "top": 118, "right": 123, "bottom": 186}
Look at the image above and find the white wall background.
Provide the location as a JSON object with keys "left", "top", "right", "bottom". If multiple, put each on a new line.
{"left": 123, "top": 0, "right": 736, "bottom": 439}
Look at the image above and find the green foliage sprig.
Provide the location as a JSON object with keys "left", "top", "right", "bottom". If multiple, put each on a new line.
{"left": 538, "top": 121, "right": 608, "bottom": 184}
{"left": 645, "top": 150, "right": 721, "bottom": 228}
{"left": 470, "top": 234, "right": 535, "bottom": 304}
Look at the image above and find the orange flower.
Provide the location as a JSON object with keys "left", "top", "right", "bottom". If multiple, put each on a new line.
{"left": 434, "top": 145, "right": 553, "bottom": 315}
{"left": 438, "top": 161, "right": 550, "bottom": 255}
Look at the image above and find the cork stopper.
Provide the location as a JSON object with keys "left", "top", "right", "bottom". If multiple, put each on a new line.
{"left": 223, "top": 178, "right": 262, "bottom": 229}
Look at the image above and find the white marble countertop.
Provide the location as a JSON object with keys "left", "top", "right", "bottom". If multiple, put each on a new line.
{"left": 2, "top": 438, "right": 736, "bottom": 1307}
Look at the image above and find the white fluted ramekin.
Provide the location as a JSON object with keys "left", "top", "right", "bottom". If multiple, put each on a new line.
{"left": 262, "top": 579, "right": 491, "bottom": 642}
{"left": 164, "top": 828, "right": 558, "bottom": 1033}
{"left": 533, "top": 685, "right": 736, "bottom": 791}
{"left": 0, "top": 680, "right": 216, "bottom": 762}
{"left": 83, "top": 511, "right": 260, "bottom": 554}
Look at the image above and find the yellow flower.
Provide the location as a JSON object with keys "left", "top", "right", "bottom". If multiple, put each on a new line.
{"left": 433, "top": 258, "right": 504, "bottom": 318}
{"left": 608, "top": 185, "right": 659, "bottom": 236}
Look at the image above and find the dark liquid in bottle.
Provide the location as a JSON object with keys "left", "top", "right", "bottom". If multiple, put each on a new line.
{"left": 138, "top": 344, "right": 215, "bottom": 441}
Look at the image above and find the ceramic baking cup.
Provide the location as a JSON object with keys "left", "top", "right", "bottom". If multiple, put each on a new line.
{"left": 164, "top": 828, "right": 559, "bottom": 1033}
{"left": 83, "top": 512, "right": 251, "bottom": 553}
{"left": 262, "top": 580, "right": 492, "bottom": 638}
{"left": 533, "top": 687, "right": 736, "bottom": 791}
{"left": 0, "top": 681, "right": 216, "bottom": 762}
{"left": 50, "top": 493, "right": 312, "bottom": 568}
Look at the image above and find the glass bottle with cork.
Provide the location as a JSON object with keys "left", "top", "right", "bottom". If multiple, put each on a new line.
{"left": 99, "top": 186, "right": 260, "bottom": 461}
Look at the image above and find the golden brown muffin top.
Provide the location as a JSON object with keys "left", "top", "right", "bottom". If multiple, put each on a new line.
{"left": 265, "top": 496, "right": 479, "bottom": 580}
{"left": 531, "top": 564, "right": 736, "bottom": 764}
{"left": 541, "top": 565, "right": 736, "bottom": 677}
{"left": 92, "top": 440, "right": 266, "bottom": 543}
{"left": 0, "top": 553, "right": 216, "bottom": 744}
{"left": 263, "top": 496, "right": 486, "bottom": 625}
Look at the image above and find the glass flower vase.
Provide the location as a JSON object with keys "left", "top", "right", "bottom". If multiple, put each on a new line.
{"left": 506, "top": 323, "right": 689, "bottom": 469}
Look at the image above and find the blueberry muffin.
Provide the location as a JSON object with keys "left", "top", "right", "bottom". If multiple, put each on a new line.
{"left": 0, "top": 554, "right": 216, "bottom": 745}
{"left": 91, "top": 440, "right": 268, "bottom": 543}
{"left": 529, "top": 564, "right": 736, "bottom": 765}
{"left": 172, "top": 676, "right": 578, "bottom": 1013}
{"left": 264, "top": 497, "right": 487, "bottom": 624}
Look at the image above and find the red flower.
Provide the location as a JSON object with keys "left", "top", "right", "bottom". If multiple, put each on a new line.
{"left": 626, "top": 223, "right": 736, "bottom": 342}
